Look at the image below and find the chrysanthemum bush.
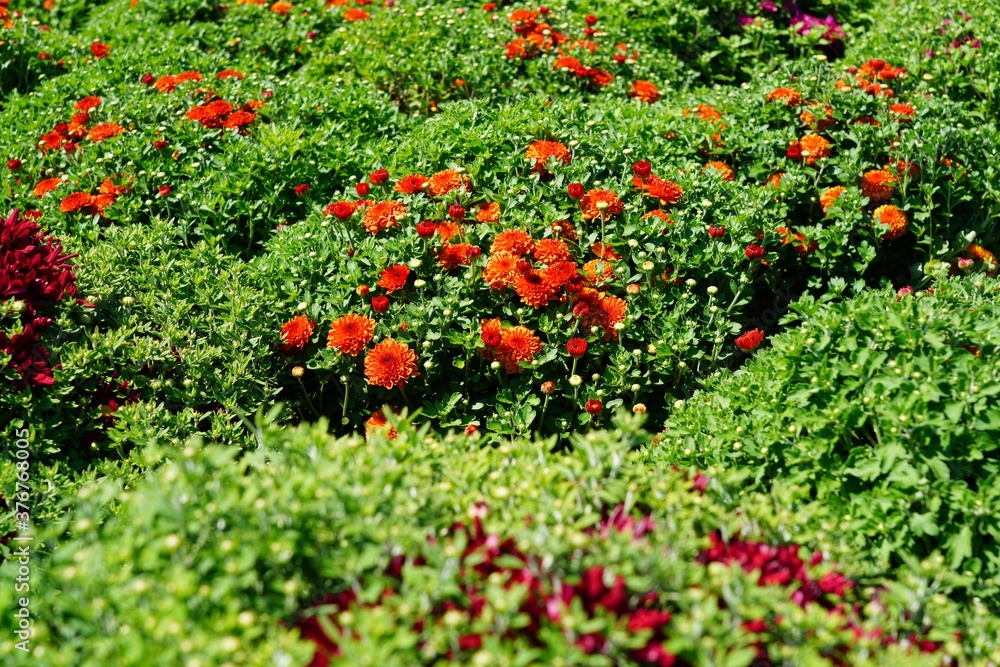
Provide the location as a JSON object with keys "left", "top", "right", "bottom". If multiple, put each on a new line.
{"left": 3, "top": 414, "right": 996, "bottom": 665}
{"left": 647, "top": 275, "right": 1000, "bottom": 608}
{"left": 260, "top": 65, "right": 1000, "bottom": 437}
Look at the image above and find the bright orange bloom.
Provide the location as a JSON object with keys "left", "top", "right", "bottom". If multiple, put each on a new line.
{"left": 514, "top": 269, "right": 558, "bottom": 308}
{"left": 872, "top": 205, "right": 908, "bottom": 240}
{"left": 766, "top": 87, "right": 800, "bottom": 106}
{"left": 799, "top": 134, "right": 831, "bottom": 166}
{"left": 491, "top": 229, "right": 534, "bottom": 256}
{"left": 495, "top": 325, "right": 542, "bottom": 374}
{"left": 543, "top": 261, "right": 578, "bottom": 289}
{"left": 343, "top": 8, "right": 370, "bottom": 21}
{"left": 633, "top": 174, "right": 683, "bottom": 205}
{"left": 551, "top": 220, "right": 577, "bottom": 241}
{"left": 526, "top": 140, "right": 571, "bottom": 173}
{"left": 377, "top": 264, "right": 410, "bottom": 293}
{"left": 582, "top": 259, "right": 615, "bottom": 285}
{"left": 280, "top": 315, "right": 316, "bottom": 351}
{"left": 643, "top": 210, "right": 674, "bottom": 225}
{"left": 577, "top": 289, "right": 627, "bottom": 341}
{"left": 223, "top": 110, "right": 257, "bottom": 129}
{"left": 480, "top": 318, "right": 503, "bottom": 348}
{"left": 580, "top": 189, "right": 623, "bottom": 221}
{"left": 271, "top": 1, "right": 292, "bottom": 14}
{"left": 327, "top": 314, "right": 375, "bottom": 356}
{"left": 590, "top": 242, "right": 621, "bottom": 261}
{"left": 703, "top": 161, "right": 735, "bottom": 181}
{"left": 968, "top": 244, "right": 998, "bottom": 274}
{"left": 362, "top": 200, "right": 407, "bottom": 235}
{"left": 99, "top": 177, "right": 129, "bottom": 197}
{"left": 860, "top": 169, "right": 896, "bottom": 202}
{"left": 59, "top": 192, "right": 95, "bottom": 213}
{"left": 33, "top": 178, "right": 62, "bottom": 197}
{"left": 88, "top": 123, "right": 125, "bottom": 142}
{"left": 628, "top": 80, "right": 660, "bottom": 104}
{"left": 483, "top": 252, "right": 520, "bottom": 289}
{"left": 508, "top": 9, "right": 538, "bottom": 28}
{"left": 435, "top": 221, "right": 464, "bottom": 241}
{"left": 75, "top": 96, "right": 102, "bottom": 112}
{"left": 438, "top": 241, "right": 477, "bottom": 270}
{"left": 532, "top": 238, "right": 572, "bottom": 264}
{"left": 476, "top": 202, "right": 500, "bottom": 223}
{"left": 819, "top": 186, "right": 846, "bottom": 215}
{"left": 393, "top": 174, "right": 427, "bottom": 194}
{"left": 365, "top": 339, "right": 418, "bottom": 389}
{"left": 155, "top": 75, "right": 180, "bottom": 93}
{"left": 365, "top": 409, "right": 398, "bottom": 440}
{"left": 889, "top": 103, "right": 915, "bottom": 118}
{"left": 217, "top": 69, "right": 244, "bottom": 80}
{"left": 427, "top": 169, "right": 471, "bottom": 198}
{"left": 694, "top": 104, "right": 722, "bottom": 123}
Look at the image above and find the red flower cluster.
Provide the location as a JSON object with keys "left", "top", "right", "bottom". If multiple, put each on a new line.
{"left": 186, "top": 98, "right": 263, "bottom": 131}
{"left": 1, "top": 209, "right": 79, "bottom": 388}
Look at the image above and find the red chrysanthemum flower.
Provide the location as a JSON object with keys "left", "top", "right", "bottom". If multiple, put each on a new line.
{"left": 75, "top": 96, "right": 102, "bottom": 112}
{"left": 580, "top": 189, "right": 623, "bottom": 221}
{"left": 280, "top": 315, "right": 316, "bottom": 352}
{"left": 327, "top": 314, "right": 375, "bottom": 356}
{"left": 735, "top": 328, "right": 765, "bottom": 352}
{"left": 362, "top": 200, "right": 407, "bottom": 235}
{"left": 889, "top": 103, "right": 915, "bottom": 118}
{"left": 393, "top": 174, "right": 427, "bottom": 195}
{"left": 860, "top": 169, "right": 896, "bottom": 202}
{"left": 377, "top": 264, "right": 410, "bottom": 293}
{"left": 694, "top": 104, "right": 722, "bottom": 123}
{"left": 590, "top": 242, "right": 621, "bottom": 261}
{"left": 526, "top": 140, "right": 572, "bottom": 173}
{"left": 434, "top": 221, "right": 463, "bottom": 240}
{"left": 365, "top": 339, "right": 418, "bottom": 389}
{"left": 585, "top": 398, "right": 602, "bottom": 415}
{"left": 90, "top": 41, "right": 111, "bottom": 58}
{"left": 480, "top": 318, "right": 503, "bottom": 348}
{"left": 566, "top": 337, "right": 588, "bottom": 357}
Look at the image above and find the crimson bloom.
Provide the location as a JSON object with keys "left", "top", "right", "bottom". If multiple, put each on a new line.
{"left": 566, "top": 337, "right": 588, "bottom": 357}
{"left": 735, "top": 329, "right": 765, "bottom": 352}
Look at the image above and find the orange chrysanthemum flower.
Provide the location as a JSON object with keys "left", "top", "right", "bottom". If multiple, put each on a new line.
{"left": 343, "top": 7, "right": 370, "bottom": 21}
{"left": 377, "top": 264, "right": 410, "bottom": 293}
{"left": 281, "top": 315, "right": 316, "bottom": 351}
{"left": 582, "top": 259, "right": 615, "bottom": 285}
{"left": 551, "top": 220, "right": 577, "bottom": 241}
{"left": 327, "top": 313, "right": 375, "bottom": 356}
{"left": 580, "top": 189, "right": 623, "bottom": 221}
{"left": 591, "top": 242, "right": 621, "bottom": 261}
{"left": 365, "top": 339, "right": 418, "bottom": 389}
{"left": 435, "top": 221, "right": 463, "bottom": 241}
{"left": 643, "top": 210, "right": 674, "bottom": 225}
{"left": 393, "top": 174, "right": 427, "bottom": 195}
{"left": 889, "top": 103, "right": 915, "bottom": 118}
{"left": 799, "top": 134, "right": 832, "bottom": 166}
{"left": 362, "top": 200, "right": 407, "bottom": 235}
{"left": 427, "top": 169, "right": 471, "bottom": 198}
{"left": 873, "top": 205, "right": 908, "bottom": 240}
{"left": 508, "top": 9, "right": 538, "bottom": 28}
{"left": 628, "top": 80, "right": 660, "bottom": 104}
{"left": 860, "top": 169, "right": 896, "bottom": 202}
{"left": 532, "top": 238, "right": 572, "bottom": 264}
{"left": 483, "top": 252, "right": 520, "bottom": 290}
{"left": 217, "top": 69, "right": 244, "bottom": 80}
{"left": 526, "top": 140, "right": 571, "bottom": 173}
{"left": 495, "top": 325, "right": 543, "bottom": 374}
{"left": 88, "top": 123, "right": 125, "bottom": 142}
{"left": 578, "top": 289, "right": 627, "bottom": 341}
{"left": 633, "top": 174, "right": 683, "bottom": 205}
{"left": 491, "top": 229, "right": 534, "bottom": 256}
{"left": 438, "top": 241, "right": 477, "bottom": 270}
{"left": 703, "top": 161, "right": 735, "bottom": 181}
{"left": 819, "top": 186, "right": 846, "bottom": 215}
{"left": 476, "top": 202, "right": 500, "bottom": 223}
{"left": 967, "top": 244, "right": 997, "bottom": 274}
{"left": 766, "top": 173, "right": 784, "bottom": 189}
{"left": 33, "top": 178, "right": 62, "bottom": 198}
{"left": 480, "top": 318, "right": 503, "bottom": 348}
{"left": 59, "top": 192, "right": 95, "bottom": 213}
{"left": 514, "top": 269, "right": 558, "bottom": 308}
{"left": 766, "top": 87, "right": 800, "bottom": 106}
{"left": 543, "top": 261, "right": 578, "bottom": 289}
{"left": 694, "top": 104, "right": 722, "bottom": 123}
{"left": 99, "top": 177, "right": 129, "bottom": 197}
{"left": 271, "top": 1, "right": 292, "bottom": 13}
{"left": 223, "top": 110, "right": 257, "bottom": 129}
{"left": 75, "top": 96, "right": 102, "bottom": 112}
{"left": 365, "top": 409, "right": 398, "bottom": 440}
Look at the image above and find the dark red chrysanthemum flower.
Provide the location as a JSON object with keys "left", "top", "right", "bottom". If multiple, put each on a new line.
{"left": 566, "top": 337, "right": 588, "bottom": 357}
{"left": 735, "top": 328, "right": 765, "bottom": 352}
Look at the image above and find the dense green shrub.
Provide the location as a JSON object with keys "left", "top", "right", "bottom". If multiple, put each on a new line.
{"left": 647, "top": 276, "right": 1000, "bottom": 604}
{"left": 3, "top": 415, "right": 996, "bottom": 665}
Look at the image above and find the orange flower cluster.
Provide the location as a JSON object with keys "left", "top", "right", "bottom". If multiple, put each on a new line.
{"left": 503, "top": 9, "right": 568, "bottom": 60}
{"left": 38, "top": 96, "right": 128, "bottom": 152}
{"left": 852, "top": 58, "right": 906, "bottom": 97}
{"left": 766, "top": 87, "right": 801, "bottom": 106}
{"left": 186, "top": 98, "right": 262, "bottom": 131}
{"left": 819, "top": 186, "right": 846, "bottom": 215}
{"left": 58, "top": 176, "right": 130, "bottom": 216}
{"left": 154, "top": 70, "right": 203, "bottom": 93}
{"left": 628, "top": 80, "right": 660, "bottom": 104}
{"left": 480, "top": 319, "right": 543, "bottom": 374}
